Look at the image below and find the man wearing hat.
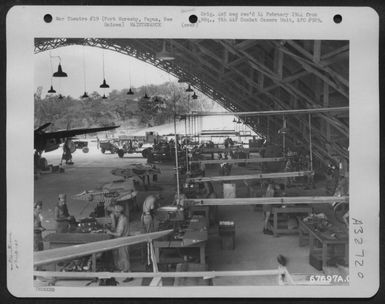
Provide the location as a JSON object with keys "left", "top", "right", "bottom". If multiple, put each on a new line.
{"left": 34, "top": 201, "right": 45, "bottom": 251}
{"left": 55, "top": 194, "right": 74, "bottom": 233}
{"left": 107, "top": 205, "right": 132, "bottom": 282}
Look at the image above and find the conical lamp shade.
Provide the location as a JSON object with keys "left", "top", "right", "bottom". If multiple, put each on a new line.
{"left": 127, "top": 88, "right": 134, "bottom": 95}
{"left": 102, "top": 94, "right": 108, "bottom": 99}
{"left": 232, "top": 118, "right": 237, "bottom": 123}
{"left": 100, "top": 79, "right": 110, "bottom": 88}
{"left": 48, "top": 85, "right": 56, "bottom": 93}
{"left": 58, "top": 94, "right": 64, "bottom": 100}
{"left": 144, "top": 93, "right": 150, "bottom": 99}
{"left": 156, "top": 41, "right": 175, "bottom": 61}
{"left": 237, "top": 119, "right": 242, "bottom": 124}
{"left": 53, "top": 64, "right": 68, "bottom": 77}
{"left": 185, "top": 84, "right": 193, "bottom": 92}
{"left": 81, "top": 92, "right": 89, "bottom": 99}
{"left": 192, "top": 92, "right": 198, "bottom": 100}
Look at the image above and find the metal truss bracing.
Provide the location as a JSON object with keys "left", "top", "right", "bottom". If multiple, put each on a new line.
{"left": 35, "top": 38, "right": 349, "bottom": 166}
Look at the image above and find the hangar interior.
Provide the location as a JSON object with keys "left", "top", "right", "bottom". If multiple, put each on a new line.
{"left": 33, "top": 38, "right": 349, "bottom": 287}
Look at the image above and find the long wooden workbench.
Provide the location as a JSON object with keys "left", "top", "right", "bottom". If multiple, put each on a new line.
{"left": 197, "top": 147, "right": 264, "bottom": 154}
{"left": 34, "top": 230, "right": 173, "bottom": 267}
{"left": 186, "top": 171, "right": 313, "bottom": 183}
{"left": 183, "top": 196, "right": 349, "bottom": 206}
{"left": 189, "top": 157, "right": 286, "bottom": 165}
{"left": 270, "top": 206, "right": 313, "bottom": 237}
{"left": 153, "top": 216, "right": 208, "bottom": 265}
{"left": 298, "top": 219, "right": 348, "bottom": 271}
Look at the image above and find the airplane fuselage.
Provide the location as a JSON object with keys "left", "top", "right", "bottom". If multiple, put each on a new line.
{"left": 34, "top": 133, "right": 62, "bottom": 153}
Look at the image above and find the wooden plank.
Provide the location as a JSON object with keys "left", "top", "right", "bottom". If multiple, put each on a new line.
{"left": 274, "top": 47, "right": 284, "bottom": 79}
{"left": 313, "top": 40, "right": 322, "bottom": 63}
{"left": 189, "top": 157, "right": 285, "bottom": 165}
{"left": 34, "top": 269, "right": 284, "bottom": 279}
{"left": 321, "top": 44, "right": 349, "bottom": 60}
{"left": 149, "top": 277, "right": 162, "bottom": 287}
{"left": 183, "top": 196, "right": 349, "bottom": 206}
{"left": 198, "top": 147, "right": 264, "bottom": 154}
{"left": 186, "top": 171, "right": 314, "bottom": 183}
{"left": 34, "top": 229, "right": 173, "bottom": 266}
{"left": 186, "top": 107, "right": 349, "bottom": 117}
{"left": 149, "top": 241, "right": 159, "bottom": 273}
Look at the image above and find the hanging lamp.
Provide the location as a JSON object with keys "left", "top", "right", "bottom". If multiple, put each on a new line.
{"left": 53, "top": 63, "right": 67, "bottom": 77}
{"left": 100, "top": 79, "right": 109, "bottom": 88}
{"left": 127, "top": 57, "right": 135, "bottom": 95}
{"left": 156, "top": 40, "right": 175, "bottom": 61}
{"left": 58, "top": 94, "right": 64, "bottom": 100}
{"left": 99, "top": 52, "right": 110, "bottom": 88}
{"left": 278, "top": 117, "right": 289, "bottom": 134}
{"left": 81, "top": 46, "right": 89, "bottom": 99}
{"left": 48, "top": 54, "right": 57, "bottom": 93}
{"left": 144, "top": 92, "right": 150, "bottom": 99}
{"left": 191, "top": 92, "right": 198, "bottom": 100}
{"left": 102, "top": 94, "right": 108, "bottom": 99}
{"left": 185, "top": 84, "right": 193, "bottom": 92}
{"left": 48, "top": 85, "right": 56, "bottom": 93}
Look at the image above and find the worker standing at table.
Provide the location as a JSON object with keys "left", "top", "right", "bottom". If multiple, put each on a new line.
{"left": 34, "top": 201, "right": 45, "bottom": 251}
{"left": 107, "top": 205, "right": 133, "bottom": 283}
{"left": 262, "top": 183, "right": 275, "bottom": 235}
{"left": 141, "top": 194, "right": 161, "bottom": 233}
{"left": 55, "top": 193, "right": 74, "bottom": 233}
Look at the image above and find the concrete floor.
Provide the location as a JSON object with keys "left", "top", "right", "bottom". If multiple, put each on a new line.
{"left": 35, "top": 140, "right": 334, "bottom": 286}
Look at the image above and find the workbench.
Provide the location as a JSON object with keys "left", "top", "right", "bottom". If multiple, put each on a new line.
{"left": 270, "top": 205, "right": 313, "bottom": 237}
{"left": 44, "top": 233, "right": 112, "bottom": 248}
{"left": 189, "top": 205, "right": 210, "bottom": 219}
{"left": 43, "top": 233, "right": 112, "bottom": 271}
{"left": 298, "top": 219, "right": 348, "bottom": 271}
{"left": 153, "top": 216, "right": 208, "bottom": 265}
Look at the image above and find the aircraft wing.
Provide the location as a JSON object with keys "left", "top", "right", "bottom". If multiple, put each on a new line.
{"left": 34, "top": 229, "right": 173, "bottom": 266}
{"left": 111, "top": 164, "right": 161, "bottom": 178}
{"left": 43, "top": 125, "right": 119, "bottom": 139}
{"left": 72, "top": 189, "right": 138, "bottom": 203}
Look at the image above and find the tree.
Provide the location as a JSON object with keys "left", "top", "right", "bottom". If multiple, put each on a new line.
{"left": 34, "top": 81, "right": 222, "bottom": 131}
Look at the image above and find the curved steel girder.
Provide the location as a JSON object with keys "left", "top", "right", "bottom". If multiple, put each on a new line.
{"left": 34, "top": 38, "right": 348, "bottom": 164}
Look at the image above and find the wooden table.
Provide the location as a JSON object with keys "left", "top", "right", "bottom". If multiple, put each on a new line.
{"left": 153, "top": 216, "right": 208, "bottom": 265}
{"left": 298, "top": 219, "right": 348, "bottom": 270}
{"left": 271, "top": 205, "right": 313, "bottom": 237}
{"left": 189, "top": 205, "right": 210, "bottom": 219}
{"left": 42, "top": 233, "right": 112, "bottom": 272}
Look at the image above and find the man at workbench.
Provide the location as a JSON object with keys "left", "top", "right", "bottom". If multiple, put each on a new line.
{"left": 55, "top": 193, "right": 75, "bottom": 233}
{"left": 107, "top": 205, "right": 133, "bottom": 283}
{"left": 262, "top": 183, "right": 275, "bottom": 235}
{"left": 141, "top": 193, "right": 161, "bottom": 233}
{"left": 34, "top": 200, "right": 46, "bottom": 251}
